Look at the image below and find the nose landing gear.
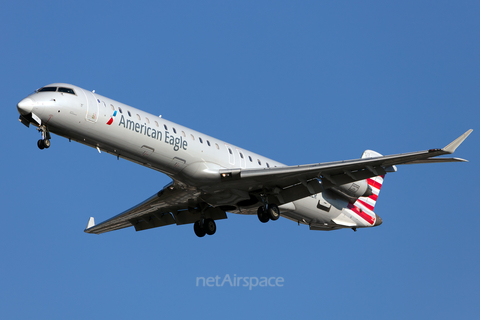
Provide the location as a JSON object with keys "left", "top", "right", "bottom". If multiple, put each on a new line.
{"left": 36, "top": 125, "right": 51, "bottom": 150}
{"left": 37, "top": 139, "right": 50, "bottom": 149}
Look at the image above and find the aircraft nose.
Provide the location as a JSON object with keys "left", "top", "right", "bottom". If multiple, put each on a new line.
{"left": 17, "top": 98, "right": 34, "bottom": 115}
{"left": 374, "top": 214, "right": 383, "bottom": 226}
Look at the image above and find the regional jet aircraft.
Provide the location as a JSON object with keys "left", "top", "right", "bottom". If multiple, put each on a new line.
{"left": 17, "top": 84, "right": 472, "bottom": 237}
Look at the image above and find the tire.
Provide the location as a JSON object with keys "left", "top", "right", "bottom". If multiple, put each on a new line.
{"left": 194, "top": 221, "right": 206, "bottom": 237}
{"left": 37, "top": 139, "right": 45, "bottom": 150}
{"left": 257, "top": 206, "right": 269, "bottom": 223}
{"left": 44, "top": 139, "right": 51, "bottom": 148}
{"left": 267, "top": 204, "right": 280, "bottom": 221}
{"left": 204, "top": 218, "right": 216, "bottom": 235}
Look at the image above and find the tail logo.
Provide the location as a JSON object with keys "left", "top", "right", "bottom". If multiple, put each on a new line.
{"left": 350, "top": 175, "right": 385, "bottom": 225}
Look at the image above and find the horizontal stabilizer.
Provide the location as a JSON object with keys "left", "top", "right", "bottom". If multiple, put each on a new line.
{"left": 331, "top": 218, "right": 357, "bottom": 227}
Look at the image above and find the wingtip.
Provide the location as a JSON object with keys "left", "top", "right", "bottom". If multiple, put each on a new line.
{"left": 443, "top": 129, "right": 473, "bottom": 154}
{"left": 86, "top": 217, "right": 95, "bottom": 230}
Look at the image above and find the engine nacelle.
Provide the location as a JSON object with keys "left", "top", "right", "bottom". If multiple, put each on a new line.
{"left": 331, "top": 180, "right": 372, "bottom": 201}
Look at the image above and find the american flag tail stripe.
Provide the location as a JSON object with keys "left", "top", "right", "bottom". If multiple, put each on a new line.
{"left": 351, "top": 174, "right": 386, "bottom": 225}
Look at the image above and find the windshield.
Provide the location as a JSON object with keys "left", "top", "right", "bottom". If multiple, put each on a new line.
{"left": 38, "top": 87, "right": 57, "bottom": 92}
{"left": 37, "top": 86, "right": 76, "bottom": 95}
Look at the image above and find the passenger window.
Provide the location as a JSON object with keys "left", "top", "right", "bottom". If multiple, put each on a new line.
{"left": 228, "top": 148, "right": 233, "bottom": 155}
{"left": 145, "top": 117, "right": 150, "bottom": 124}
{"left": 137, "top": 114, "right": 141, "bottom": 120}
{"left": 59, "top": 87, "right": 75, "bottom": 95}
{"left": 110, "top": 104, "right": 115, "bottom": 111}
{"left": 164, "top": 124, "right": 168, "bottom": 130}
{"left": 266, "top": 162, "right": 270, "bottom": 168}
{"left": 199, "top": 137, "right": 203, "bottom": 144}
{"left": 155, "top": 121, "right": 159, "bottom": 127}
{"left": 207, "top": 140, "right": 211, "bottom": 146}
{"left": 128, "top": 111, "right": 132, "bottom": 117}
{"left": 249, "top": 156, "right": 253, "bottom": 162}
{"left": 215, "top": 143, "right": 220, "bottom": 150}
{"left": 173, "top": 128, "right": 177, "bottom": 134}
{"left": 118, "top": 107, "right": 123, "bottom": 113}
{"left": 240, "top": 152, "right": 244, "bottom": 159}
{"left": 182, "top": 131, "right": 186, "bottom": 137}
{"left": 257, "top": 159, "right": 261, "bottom": 165}
{"left": 191, "top": 134, "right": 195, "bottom": 141}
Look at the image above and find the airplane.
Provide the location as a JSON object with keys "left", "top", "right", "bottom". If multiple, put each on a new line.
{"left": 16, "top": 83, "right": 472, "bottom": 237}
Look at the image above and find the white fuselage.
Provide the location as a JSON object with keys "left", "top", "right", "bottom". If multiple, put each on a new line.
{"left": 17, "top": 83, "right": 378, "bottom": 230}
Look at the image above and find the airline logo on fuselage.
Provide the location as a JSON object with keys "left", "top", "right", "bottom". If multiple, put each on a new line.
{"left": 117, "top": 115, "right": 187, "bottom": 151}
{"left": 106, "top": 110, "right": 117, "bottom": 125}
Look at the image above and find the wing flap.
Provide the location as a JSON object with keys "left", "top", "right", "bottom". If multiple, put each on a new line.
{"left": 130, "top": 212, "right": 176, "bottom": 232}
{"left": 403, "top": 157, "right": 468, "bottom": 164}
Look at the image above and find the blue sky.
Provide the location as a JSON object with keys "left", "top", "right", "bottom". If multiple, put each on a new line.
{"left": 2, "top": 1, "right": 479, "bottom": 319}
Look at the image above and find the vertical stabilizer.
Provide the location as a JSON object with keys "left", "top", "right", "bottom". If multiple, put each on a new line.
{"left": 346, "top": 150, "right": 390, "bottom": 226}
{"left": 355, "top": 175, "right": 385, "bottom": 212}
{"left": 355, "top": 150, "right": 389, "bottom": 212}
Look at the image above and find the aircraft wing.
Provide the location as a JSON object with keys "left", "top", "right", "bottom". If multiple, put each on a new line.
{"left": 84, "top": 182, "right": 227, "bottom": 234}
{"left": 85, "top": 130, "right": 471, "bottom": 234}
{"left": 219, "top": 129, "right": 472, "bottom": 200}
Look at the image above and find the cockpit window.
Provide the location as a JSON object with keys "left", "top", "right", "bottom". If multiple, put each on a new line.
{"left": 38, "top": 87, "right": 57, "bottom": 92}
{"left": 58, "top": 87, "right": 76, "bottom": 95}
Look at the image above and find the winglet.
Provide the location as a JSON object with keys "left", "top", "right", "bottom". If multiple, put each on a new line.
{"left": 86, "top": 217, "right": 95, "bottom": 229}
{"left": 443, "top": 129, "right": 473, "bottom": 154}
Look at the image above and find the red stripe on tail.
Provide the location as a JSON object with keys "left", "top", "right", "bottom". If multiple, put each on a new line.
{"left": 357, "top": 199, "right": 374, "bottom": 211}
{"left": 367, "top": 178, "right": 382, "bottom": 190}
{"left": 348, "top": 203, "right": 375, "bottom": 225}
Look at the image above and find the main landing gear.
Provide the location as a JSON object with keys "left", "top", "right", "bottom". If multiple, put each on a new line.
{"left": 193, "top": 218, "right": 217, "bottom": 237}
{"left": 37, "top": 139, "right": 50, "bottom": 149}
{"left": 257, "top": 204, "right": 280, "bottom": 223}
{"left": 37, "top": 125, "right": 51, "bottom": 150}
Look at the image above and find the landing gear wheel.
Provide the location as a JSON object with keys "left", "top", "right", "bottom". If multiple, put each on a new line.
{"left": 257, "top": 206, "right": 270, "bottom": 223}
{"left": 204, "top": 218, "right": 216, "bottom": 235}
{"left": 37, "top": 139, "right": 45, "bottom": 150}
{"left": 36, "top": 125, "right": 51, "bottom": 150}
{"left": 266, "top": 204, "right": 280, "bottom": 221}
{"left": 194, "top": 221, "right": 206, "bottom": 237}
